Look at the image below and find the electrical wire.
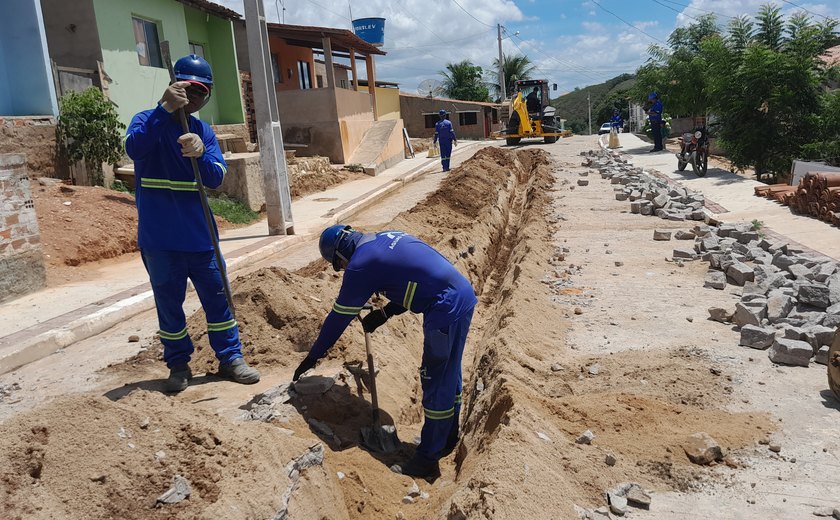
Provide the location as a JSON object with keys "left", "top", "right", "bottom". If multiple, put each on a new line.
{"left": 450, "top": 0, "right": 495, "bottom": 28}
{"left": 590, "top": 0, "right": 670, "bottom": 45}
{"left": 650, "top": 0, "right": 701, "bottom": 22}
{"left": 656, "top": 0, "right": 735, "bottom": 20}
{"left": 507, "top": 30, "right": 611, "bottom": 84}
{"left": 779, "top": 0, "right": 832, "bottom": 20}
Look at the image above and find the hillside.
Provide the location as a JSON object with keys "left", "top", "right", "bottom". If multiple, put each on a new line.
{"left": 551, "top": 74, "right": 636, "bottom": 134}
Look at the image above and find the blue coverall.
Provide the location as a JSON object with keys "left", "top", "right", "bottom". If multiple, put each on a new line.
{"left": 610, "top": 114, "right": 623, "bottom": 130}
{"left": 125, "top": 104, "right": 243, "bottom": 369}
{"left": 649, "top": 100, "right": 664, "bottom": 150}
{"left": 309, "top": 231, "right": 478, "bottom": 461}
{"left": 433, "top": 118, "right": 457, "bottom": 172}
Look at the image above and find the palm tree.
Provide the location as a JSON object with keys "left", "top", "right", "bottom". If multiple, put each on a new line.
{"left": 490, "top": 54, "right": 536, "bottom": 100}
{"left": 439, "top": 60, "right": 490, "bottom": 102}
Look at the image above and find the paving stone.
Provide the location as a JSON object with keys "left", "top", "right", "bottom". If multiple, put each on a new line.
{"left": 823, "top": 314, "right": 840, "bottom": 328}
{"left": 727, "top": 262, "right": 755, "bottom": 286}
{"left": 294, "top": 375, "right": 337, "bottom": 395}
{"left": 733, "top": 301, "right": 767, "bottom": 327}
{"left": 772, "top": 253, "right": 796, "bottom": 271}
{"left": 815, "top": 345, "right": 830, "bottom": 366}
{"left": 737, "top": 231, "right": 760, "bottom": 244}
{"left": 782, "top": 326, "right": 805, "bottom": 340}
{"left": 578, "top": 179, "right": 590, "bottom": 186}
{"left": 739, "top": 325, "right": 776, "bottom": 350}
{"left": 630, "top": 201, "right": 642, "bottom": 214}
{"left": 700, "top": 236, "right": 720, "bottom": 252}
{"left": 828, "top": 273, "right": 840, "bottom": 305}
{"left": 767, "top": 293, "right": 795, "bottom": 322}
{"left": 703, "top": 271, "right": 726, "bottom": 290}
{"left": 673, "top": 248, "right": 695, "bottom": 259}
{"left": 768, "top": 338, "right": 813, "bottom": 367}
{"left": 708, "top": 307, "right": 733, "bottom": 323}
{"left": 674, "top": 230, "right": 696, "bottom": 240}
{"left": 615, "top": 192, "right": 629, "bottom": 201}
{"left": 788, "top": 263, "right": 815, "bottom": 281}
{"left": 682, "top": 432, "right": 724, "bottom": 465}
{"left": 653, "top": 194, "right": 670, "bottom": 208}
{"left": 804, "top": 325, "right": 836, "bottom": 351}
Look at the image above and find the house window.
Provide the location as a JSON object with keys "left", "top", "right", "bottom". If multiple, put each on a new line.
{"left": 132, "top": 17, "right": 163, "bottom": 68}
{"left": 458, "top": 112, "right": 478, "bottom": 126}
{"left": 424, "top": 114, "right": 437, "bottom": 129}
{"left": 316, "top": 75, "right": 324, "bottom": 88}
{"left": 189, "top": 42, "right": 205, "bottom": 58}
{"left": 298, "top": 60, "right": 312, "bottom": 89}
{"left": 271, "top": 53, "right": 281, "bottom": 83}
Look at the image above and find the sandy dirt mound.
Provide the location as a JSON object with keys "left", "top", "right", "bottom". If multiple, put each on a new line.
{"left": 0, "top": 390, "right": 345, "bottom": 520}
{"left": 290, "top": 169, "right": 364, "bottom": 199}
{"left": 32, "top": 182, "right": 138, "bottom": 268}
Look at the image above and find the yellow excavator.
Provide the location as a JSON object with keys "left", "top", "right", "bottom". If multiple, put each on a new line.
{"left": 493, "top": 79, "right": 567, "bottom": 145}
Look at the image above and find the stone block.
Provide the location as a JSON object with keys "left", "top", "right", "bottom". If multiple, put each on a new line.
{"left": 727, "top": 262, "right": 755, "bottom": 286}
{"left": 733, "top": 301, "right": 767, "bottom": 327}
{"left": 782, "top": 326, "right": 805, "bottom": 340}
{"left": 815, "top": 345, "right": 830, "bottom": 365}
{"left": 674, "top": 230, "right": 696, "bottom": 240}
{"left": 653, "top": 194, "right": 670, "bottom": 208}
{"left": 804, "top": 325, "right": 836, "bottom": 352}
{"left": 673, "top": 248, "right": 696, "bottom": 259}
{"left": 704, "top": 271, "right": 727, "bottom": 290}
{"left": 737, "top": 231, "right": 759, "bottom": 244}
{"left": 798, "top": 283, "right": 831, "bottom": 309}
{"left": 768, "top": 338, "right": 812, "bottom": 367}
{"left": 787, "top": 263, "right": 814, "bottom": 281}
{"left": 653, "top": 230, "right": 671, "bottom": 241}
{"left": 766, "top": 293, "right": 794, "bottom": 322}
{"left": 708, "top": 307, "right": 733, "bottom": 323}
{"left": 739, "top": 325, "right": 776, "bottom": 349}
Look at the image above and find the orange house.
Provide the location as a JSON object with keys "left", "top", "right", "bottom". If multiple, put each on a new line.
{"left": 234, "top": 22, "right": 404, "bottom": 173}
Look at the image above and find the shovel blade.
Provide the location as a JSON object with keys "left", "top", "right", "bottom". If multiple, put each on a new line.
{"left": 360, "top": 424, "right": 400, "bottom": 453}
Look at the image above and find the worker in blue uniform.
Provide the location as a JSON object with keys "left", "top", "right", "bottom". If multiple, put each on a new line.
{"left": 433, "top": 109, "right": 457, "bottom": 172}
{"left": 610, "top": 109, "right": 623, "bottom": 131}
{"left": 125, "top": 54, "right": 260, "bottom": 393}
{"left": 293, "top": 225, "right": 478, "bottom": 479}
{"left": 647, "top": 92, "right": 664, "bottom": 152}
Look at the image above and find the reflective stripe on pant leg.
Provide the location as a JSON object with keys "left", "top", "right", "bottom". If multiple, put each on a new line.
{"left": 187, "top": 251, "right": 243, "bottom": 365}
{"left": 417, "top": 326, "right": 458, "bottom": 460}
{"left": 439, "top": 140, "right": 453, "bottom": 170}
{"left": 142, "top": 250, "right": 194, "bottom": 368}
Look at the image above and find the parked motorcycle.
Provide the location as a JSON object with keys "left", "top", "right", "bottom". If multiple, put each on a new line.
{"left": 676, "top": 128, "right": 709, "bottom": 177}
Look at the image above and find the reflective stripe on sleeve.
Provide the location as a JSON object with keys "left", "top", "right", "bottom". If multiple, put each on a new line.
{"left": 140, "top": 178, "right": 199, "bottom": 191}
{"left": 402, "top": 281, "right": 417, "bottom": 310}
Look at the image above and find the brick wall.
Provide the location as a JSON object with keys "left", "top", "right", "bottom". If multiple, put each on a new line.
{"left": 0, "top": 154, "right": 46, "bottom": 302}
{"left": 0, "top": 117, "right": 69, "bottom": 179}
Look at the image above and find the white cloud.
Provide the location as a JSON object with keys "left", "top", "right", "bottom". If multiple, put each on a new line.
{"left": 674, "top": 0, "right": 840, "bottom": 27}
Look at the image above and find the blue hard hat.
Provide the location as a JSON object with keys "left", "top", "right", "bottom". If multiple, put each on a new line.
{"left": 174, "top": 54, "right": 213, "bottom": 86}
{"left": 648, "top": 92, "right": 658, "bottom": 100}
{"left": 319, "top": 224, "right": 355, "bottom": 271}
{"left": 439, "top": 109, "right": 446, "bottom": 116}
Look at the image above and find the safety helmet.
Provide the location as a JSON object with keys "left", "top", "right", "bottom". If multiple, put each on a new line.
{"left": 648, "top": 92, "right": 658, "bottom": 100}
{"left": 174, "top": 54, "right": 213, "bottom": 86}
{"left": 438, "top": 109, "right": 446, "bottom": 116}
{"left": 319, "top": 224, "right": 355, "bottom": 271}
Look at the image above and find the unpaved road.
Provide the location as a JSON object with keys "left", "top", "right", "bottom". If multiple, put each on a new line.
{"left": 0, "top": 137, "right": 838, "bottom": 519}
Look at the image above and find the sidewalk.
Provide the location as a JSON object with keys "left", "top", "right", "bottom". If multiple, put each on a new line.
{"left": 0, "top": 141, "right": 488, "bottom": 374}
{"left": 613, "top": 133, "right": 840, "bottom": 260}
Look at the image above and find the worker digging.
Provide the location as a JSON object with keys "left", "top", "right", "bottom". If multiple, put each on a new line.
{"left": 293, "top": 224, "right": 477, "bottom": 479}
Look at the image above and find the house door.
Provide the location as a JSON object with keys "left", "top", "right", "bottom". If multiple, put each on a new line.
{"left": 484, "top": 112, "right": 492, "bottom": 138}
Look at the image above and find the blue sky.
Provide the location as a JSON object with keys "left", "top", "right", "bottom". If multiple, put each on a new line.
{"left": 217, "top": 0, "right": 840, "bottom": 95}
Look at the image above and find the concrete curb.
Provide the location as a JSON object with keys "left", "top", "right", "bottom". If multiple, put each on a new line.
{"left": 0, "top": 142, "right": 485, "bottom": 375}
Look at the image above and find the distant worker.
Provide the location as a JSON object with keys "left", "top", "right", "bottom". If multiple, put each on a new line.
{"left": 433, "top": 109, "right": 457, "bottom": 172}
{"left": 526, "top": 86, "right": 541, "bottom": 114}
{"left": 610, "top": 109, "right": 624, "bottom": 132}
{"left": 647, "top": 92, "right": 664, "bottom": 152}
{"left": 125, "top": 54, "right": 260, "bottom": 393}
{"left": 293, "top": 225, "right": 478, "bottom": 479}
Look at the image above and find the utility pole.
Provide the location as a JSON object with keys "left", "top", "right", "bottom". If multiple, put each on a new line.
{"left": 627, "top": 98, "right": 631, "bottom": 133}
{"left": 497, "top": 24, "right": 505, "bottom": 101}
{"left": 587, "top": 93, "right": 592, "bottom": 135}
{"left": 243, "top": 0, "right": 294, "bottom": 235}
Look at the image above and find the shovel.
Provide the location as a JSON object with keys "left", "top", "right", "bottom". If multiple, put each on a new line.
{"left": 357, "top": 308, "right": 400, "bottom": 453}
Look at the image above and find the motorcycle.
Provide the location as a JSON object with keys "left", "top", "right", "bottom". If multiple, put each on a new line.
{"left": 676, "top": 127, "right": 709, "bottom": 177}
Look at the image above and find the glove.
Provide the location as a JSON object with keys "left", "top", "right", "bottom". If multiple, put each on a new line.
{"left": 178, "top": 133, "right": 205, "bottom": 158}
{"left": 361, "top": 308, "right": 389, "bottom": 333}
{"left": 293, "top": 355, "right": 318, "bottom": 381}
{"left": 160, "top": 81, "right": 190, "bottom": 113}
{"left": 453, "top": 140, "right": 458, "bottom": 147}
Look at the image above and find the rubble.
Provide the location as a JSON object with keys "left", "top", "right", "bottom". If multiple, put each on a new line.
{"left": 576, "top": 430, "right": 595, "bottom": 444}
{"left": 156, "top": 475, "right": 192, "bottom": 505}
{"left": 682, "top": 432, "right": 724, "bottom": 465}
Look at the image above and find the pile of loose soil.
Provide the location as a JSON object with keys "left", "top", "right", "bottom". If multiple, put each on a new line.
{"left": 32, "top": 182, "right": 138, "bottom": 268}
{"left": 290, "top": 168, "right": 365, "bottom": 199}
{"left": 0, "top": 390, "right": 345, "bottom": 520}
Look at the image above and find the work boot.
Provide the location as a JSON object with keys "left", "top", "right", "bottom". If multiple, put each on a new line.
{"left": 391, "top": 454, "right": 440, "bottom": 480}
{"left": 218, "top": 358, "right": 261, "bottom": 384}
{"left": 165, "top": 365, "right": 192, "bottom": 393}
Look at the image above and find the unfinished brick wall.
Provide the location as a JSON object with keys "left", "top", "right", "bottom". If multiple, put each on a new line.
{"left": 0, "top": 154, "right": 46, "bottom": 302}
{"left": 0, "top": 117, "right": 69, "bottom": 179}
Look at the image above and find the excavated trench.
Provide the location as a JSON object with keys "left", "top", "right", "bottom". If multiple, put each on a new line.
{"left": 0, "top": 148, "right": 772, "bottom": 519}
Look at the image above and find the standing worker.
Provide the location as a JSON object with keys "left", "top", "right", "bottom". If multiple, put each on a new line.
{"left": 125, "top": 54, "right": 260, "bottom": 393}
{"left": 293, "top": 225, "right": 478, "bottom": 479}
{"left": 610, "top": 109, "right": 623, "bottom": 132}
{"left": 647, "top": 92, "right": 664, "bottom": 152}
{"left": 433, "top": 109, "right": 457, "bottom": 172}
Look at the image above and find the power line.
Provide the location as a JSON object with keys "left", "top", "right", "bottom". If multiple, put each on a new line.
{"left": 507, "top": 30, "right": 609, "bottom": 84}
{"left": 650, "top": 0, "right": 701, "bottom": 22}
{"left": 590, "top": 0, "right": 669, "bottom": 45}
{"left": 450, "top": 0, "right": 495, "bottom": 28}
{"left": 656, "top": 0, "right": 735, "bottom": 20}
{"left": 779, "top": 0, "right": 832, "bottom": 20}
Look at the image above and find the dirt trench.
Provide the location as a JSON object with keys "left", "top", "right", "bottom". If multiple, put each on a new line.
{"left": 0, "top": 147, "right": 773, "bottom": 519}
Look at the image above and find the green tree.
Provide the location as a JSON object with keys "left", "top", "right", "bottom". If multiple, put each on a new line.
{"left": 439, "top": 60, "right": 490, "bottom": 102}
{"left": 490, "top": 54, "right": 536, "bottom": 100}
{"left": 56, "top": 87, "right": 125, "bottom": 186}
